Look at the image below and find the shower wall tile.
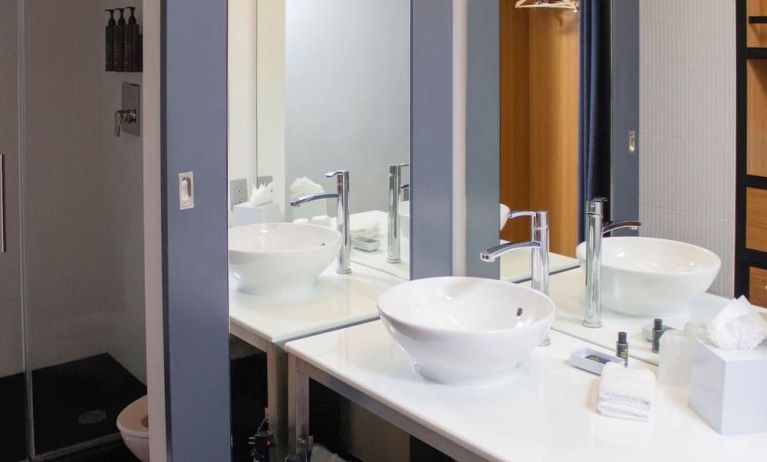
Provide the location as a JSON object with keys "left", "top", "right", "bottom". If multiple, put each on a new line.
{"left": 639, "top": 0, "right": 736, "bottom": 297}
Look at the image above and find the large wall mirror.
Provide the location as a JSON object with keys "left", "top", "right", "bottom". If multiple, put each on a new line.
{"left": 228, "top": 0, "right": 412, "bottom": 281}
{"left": 468, "top": 0, "right": 746, "bottom": 364}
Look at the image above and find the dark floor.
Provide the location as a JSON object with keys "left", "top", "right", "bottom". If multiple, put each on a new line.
{"left": 47, "top": 442, "right": 137, "bottom": 462}
{"left": 0, "top": 373, "right": 26, "bottom": 462}
{"left": 31, "top": 353, "right": 146, "bottom": 456}
{"left": 230, "top": 344, "right": 268, "bottom": 462}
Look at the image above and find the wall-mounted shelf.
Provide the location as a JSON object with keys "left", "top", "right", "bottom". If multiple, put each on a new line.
{"left": 747, "top": 47, "right": 767, "bottom": 59}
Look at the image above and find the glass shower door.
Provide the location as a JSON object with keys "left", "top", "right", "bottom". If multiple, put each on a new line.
{"left": 9, "top": 0, "right": 148, "bottom": 459}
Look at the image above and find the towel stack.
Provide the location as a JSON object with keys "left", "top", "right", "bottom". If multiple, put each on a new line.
{"left": 597, "top": 363, "right": 656, "bottom": 422}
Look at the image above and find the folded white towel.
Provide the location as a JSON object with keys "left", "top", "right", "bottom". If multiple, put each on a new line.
{"left": 597, "top": 363, "right": 656, "bottom": 422}
{"left": 351, "top": 221, "right": 382, "bottom": 240}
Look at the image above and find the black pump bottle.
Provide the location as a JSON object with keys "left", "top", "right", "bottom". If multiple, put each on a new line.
{"left": 114, "top": 8, "right": 126, "bottom": 72}
{"left": 125, "top": 7, "right": 139, "bottom": 72}
{"left": 105, "top": 9, "right": 116, "bottom": 71}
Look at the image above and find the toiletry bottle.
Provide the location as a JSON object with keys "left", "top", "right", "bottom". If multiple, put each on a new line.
{"left": 105, "top": 10, "right": 116, "bottom": 71}
{"left": 114, "top": 8, "right": 126, "bottom": 72}
{"left": 125, "top": 7, "right": 139, "bottom": 72}
{"left": 652, "top": 318, "right": 664, "bottom": 354}
{"left": 616, "top": 331, "right": 629, "bottom": 367}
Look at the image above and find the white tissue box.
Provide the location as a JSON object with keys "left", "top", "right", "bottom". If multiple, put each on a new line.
{"left": 688, "top": 340, "right": 767, "bottom": 434}
{"left": 232, "top": 202, "right": 281, "bottom": 226}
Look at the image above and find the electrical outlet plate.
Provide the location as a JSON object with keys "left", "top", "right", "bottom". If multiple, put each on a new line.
{"left": 230, "top": 178, "right": 248, "bottom": 210}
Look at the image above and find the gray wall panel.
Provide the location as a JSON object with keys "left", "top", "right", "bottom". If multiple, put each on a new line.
{"left": 162, "top": 0, "right": 231, "bottom": 460}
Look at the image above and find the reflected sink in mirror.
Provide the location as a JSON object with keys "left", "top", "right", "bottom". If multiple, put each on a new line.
{"left": 229, "top": 223, "right": 341, "bottom": 295}
{"left": 576, "top": 237, "right": 721, "bottom": 317}
{"left": 377, "top": 277, "right": 555, "bottom": 385}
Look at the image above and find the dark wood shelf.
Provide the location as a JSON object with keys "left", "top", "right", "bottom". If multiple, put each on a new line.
{"left": 747, "top": 47, "right": 767, "bottom": 59}
{"left": 749, "top": 16, "right": 767, "bottom": 24}
{"left": 746, "top": 175, "right": 767, "bottom": 189}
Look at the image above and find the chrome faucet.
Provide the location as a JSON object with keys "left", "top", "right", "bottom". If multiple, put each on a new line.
{"left": 481, "top": 211, "right": 550, "bottom": 295}
{"left": 481, "top": 210, "right": 550, "bottom": 346}
{"left": 290, "top": 170, "right": 351, "bottom": 274}
{"left": 387, "top": 163, "right": 409, "bottom": 263}
{"left": 583, "top": 198, "right": 641, "bottom": 328}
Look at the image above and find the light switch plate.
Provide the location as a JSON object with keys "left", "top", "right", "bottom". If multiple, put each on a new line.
{"left": 179, "top": 172, "right": 194, "bottom": 210}
{"left": 230, "top": 178, "right": 248, "bottom": 210}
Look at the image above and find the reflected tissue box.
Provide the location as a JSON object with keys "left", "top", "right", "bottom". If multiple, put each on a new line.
{"left": 688, "top": 340, "right": 767, "bottom": 434}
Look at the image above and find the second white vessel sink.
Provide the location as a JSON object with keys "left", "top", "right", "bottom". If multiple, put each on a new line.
{"left": 229, "top": 223, "right": 341, "bottom": 295}
{"left": 576, "top": 237, "right": 721, "bottom": 317}
{"left": 377, "top": 277, "right": 555, "bottom": 385}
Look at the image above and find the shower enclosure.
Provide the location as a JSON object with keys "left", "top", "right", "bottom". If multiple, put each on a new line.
{"left": 0, "top": 1, "right": 147, "bottom": 460}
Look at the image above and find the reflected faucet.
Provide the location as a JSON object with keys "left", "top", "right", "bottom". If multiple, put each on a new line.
{"left": 387, "top": 163, "right": 409, "bottom": 264}
{"left": 290, "top": 170, "right": 351, "bottom": 274}
{"left": 481, "top": 210, "right": 550, "bottom": 345}
{"left": 583, "top": 198, "right": 641, "bottom": 328}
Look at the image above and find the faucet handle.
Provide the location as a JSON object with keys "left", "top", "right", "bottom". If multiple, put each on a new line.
{"left": 509, "top": 210, "right": 548, "bottom": 228}
{"left": 325, "top": 170, "right": 349, "bottom": 194}
{"left": 509, "top": 210, "right": 537, "bottom": 220}
{"left": 325, "top": 169, "right": 349, "bottom": 179}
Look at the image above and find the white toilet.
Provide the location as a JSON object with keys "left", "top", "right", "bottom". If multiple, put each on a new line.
{"left": 117, "top": 395, "right": 150, "bottom": 462}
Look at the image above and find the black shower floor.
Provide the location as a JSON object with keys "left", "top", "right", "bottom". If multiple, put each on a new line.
{"left": 31, "top": 353, "right": 146, "bottom": 456}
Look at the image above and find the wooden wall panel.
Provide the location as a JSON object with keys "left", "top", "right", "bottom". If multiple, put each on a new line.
{"left": 748, "top": 60, "right": 767, "bottom": 177}
{"left": 499, "top": 3, "right": 531, "bottom": 243}
{"left": 499, "top": 6, "right": 579, "bottom": 256}
{"left": 747, "top": 0, "right": 767, "bottom": 48}
{"left": 529, "top": 10, "right": 580, "bottom": 257}
{"left": 749, "top": 267, "right": 767, "bottom": 308}
{"left": 747, "top": 187, "right": 767, "bottom": 252}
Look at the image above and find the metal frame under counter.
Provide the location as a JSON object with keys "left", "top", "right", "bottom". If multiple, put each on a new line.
{"left": 286, "top": 321, "right": 767, "bottom": 462}
{"left": 229, "top": 263, "right": 404, "bottom": 461}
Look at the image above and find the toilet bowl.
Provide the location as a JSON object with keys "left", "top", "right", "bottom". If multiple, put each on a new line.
{"left": 117, "top": 395, "right": 149, "bottom": 462}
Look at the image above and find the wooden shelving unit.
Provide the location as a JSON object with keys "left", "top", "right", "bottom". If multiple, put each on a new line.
{"left": 736, "top": 1, "right": 767, "bottom": 301}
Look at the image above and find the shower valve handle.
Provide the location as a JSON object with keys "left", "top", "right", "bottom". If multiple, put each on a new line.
{"left": 115, "top": 109, "right": 137, "bottom": 137}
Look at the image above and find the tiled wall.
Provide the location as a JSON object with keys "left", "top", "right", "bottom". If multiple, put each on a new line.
{"left": 12, "top": 0, "right": 145, "bottom": 381}
{"left": 639, "top": 0, "right": 736, "bottom": 297}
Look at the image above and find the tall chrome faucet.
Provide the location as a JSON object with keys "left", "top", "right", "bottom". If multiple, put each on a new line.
{"left": 583, "top": 198, "right": 641, "bottom": 328}
{"left": 290, "top": 170, "right": 352, "bottom": 274}
{"left": 387, "top": 163, "right": 409, "bottom": 263}
{"left": 481, "top": 211, "right": 550, "bottom": 295}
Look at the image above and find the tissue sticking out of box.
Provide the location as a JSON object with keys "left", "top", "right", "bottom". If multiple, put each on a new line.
{"left": 707, "top": 296, "right": 767, "bottom": 350}
{"left": 290, "top": 177, "right": 324, "bottom": 200}
{"left": 246, "top": 182, "right": 274, "bottom": 206}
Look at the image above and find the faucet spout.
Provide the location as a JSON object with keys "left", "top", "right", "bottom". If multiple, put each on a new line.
{"left": 290, "top": 171, "right": 351, "bottom": 274}
{"left": 480, "top": 240, "right": 540, "bottom": 262}
{"left": 290, "top": 192, "right": 339, "bottom": 207}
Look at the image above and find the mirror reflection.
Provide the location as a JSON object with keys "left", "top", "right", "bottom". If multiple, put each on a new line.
{"left": 476, "top": 0, "right": 753, "bottom": 367}
{"left": 228, "top": 0, "right": 411, "bottom": 283}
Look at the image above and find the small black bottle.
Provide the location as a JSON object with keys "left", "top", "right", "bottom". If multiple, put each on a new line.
{"left": 114, "top": 8, "right": 126, "bottom": 72}
{"left": 616, "top": 331, "right": 629, "bottom": 367}
{"left": 652, "top": 318, "right": 664, "bottom": 354}
{"left": 125, "top": 7, "right": 139, "bottom": 72}
{"left": 105, "top": 9, "right": 116, "bottom": 71}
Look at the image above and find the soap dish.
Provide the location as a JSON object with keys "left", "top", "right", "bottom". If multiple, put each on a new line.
{"left": 352, "top": 236, "right": 380, "bottom": 252}
{"left": 570, "top": 348, "right": 623, "bottom": 375}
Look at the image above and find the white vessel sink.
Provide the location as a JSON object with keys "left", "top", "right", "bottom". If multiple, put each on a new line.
{"left": 377, "top": 277, "right": 555, "bottom": 385}
{"left": 229, "top": 223, "right": 341, "bottom": 295}
{"left": 576, "top": 237, "right": 721, "bottom": 317}
{"left": 500, "top": 203, "right": 510, "bottom": 230}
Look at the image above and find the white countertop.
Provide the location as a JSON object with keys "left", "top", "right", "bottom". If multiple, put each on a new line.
{"left": 545, "top": 268, "right": 731, "bottom": 365}
{"left": 286, "top": 321, "right": 767, "bottom": 462}
{"left": 229, "top": 263, "right": 403, "bottom": 347}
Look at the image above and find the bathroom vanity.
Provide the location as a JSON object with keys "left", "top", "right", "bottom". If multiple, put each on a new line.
{"left": 229, "top": 263, "right": 403, "bottom": 460}
{"left": 285, "top": 323, "right": 767, "bottom": 462}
